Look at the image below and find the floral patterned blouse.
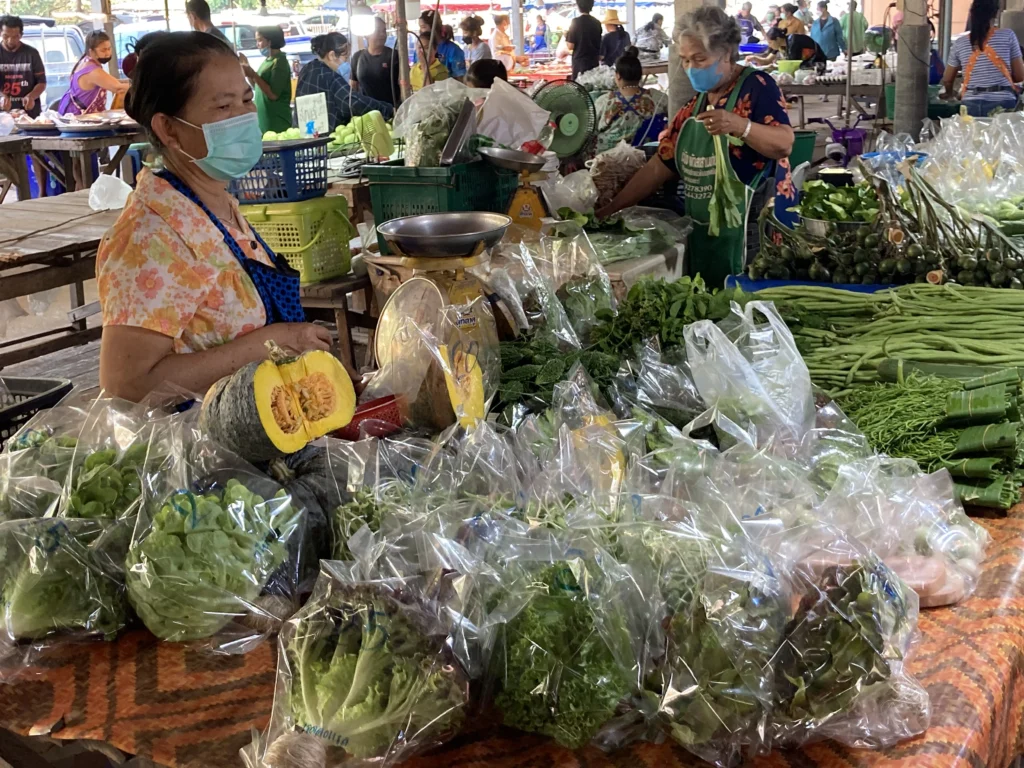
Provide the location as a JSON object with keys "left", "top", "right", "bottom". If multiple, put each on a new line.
{"left": 594, "top": 89, "right": 658, "bottom": 153}
{"left": 657, "top": 70, "right": 798, "bottom": 227}
{"left": 96, "top": 168, "right": 271, "bottom": 354}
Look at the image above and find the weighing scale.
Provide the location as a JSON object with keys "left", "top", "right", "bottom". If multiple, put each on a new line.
{"left": 478, "top": 146, "right": 550, "bottom": 231}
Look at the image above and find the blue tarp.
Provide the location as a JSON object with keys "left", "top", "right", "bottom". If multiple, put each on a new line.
{"left": 320, "top": 0, "right": 347, "bottom": 10}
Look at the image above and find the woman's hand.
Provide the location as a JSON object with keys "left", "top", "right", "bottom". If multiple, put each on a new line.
{"left": 696, "top": 108, "right": 748, "bottom": 137}
{"left": 266, "top": 323, "right": 333, "bottom": 353}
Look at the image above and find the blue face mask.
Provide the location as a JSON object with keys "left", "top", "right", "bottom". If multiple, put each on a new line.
{"left": 259, "top": 46, "right": 270, "bottom": 57}
{"left": 176, "top": 112, "right": 264, "bottom": 182}
{"left": 687, "top": 60, "right": 724, "bottom": 93}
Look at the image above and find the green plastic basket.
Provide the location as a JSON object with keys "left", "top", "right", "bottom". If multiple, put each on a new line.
{"left": 885, "top": 83, "right": 956, "bottom": 119}
{"left": 790, "top": 130, "right": 817, "bottom": 168}
{"left": 241, "top": 196, "right": 355, "bottom": 285}
{"left": 364, "top": 159, "right": 520, "bottom": 254}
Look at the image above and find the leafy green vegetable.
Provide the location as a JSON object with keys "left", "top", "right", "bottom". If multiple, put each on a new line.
{"left": 797, "top": 180, "right": 880, "bottom": 224}
{"left": 493, "top": 562, "right": 631, "bottom": 749}
{"left": 556, "top": 274, "right": 614, "bottom": 343}
{"left": 285, "top": 579, "right": 467, "bottom": 759}
{"left": 331, "top": 488, "right": 384, "bottom": 559}
{"left": 774, "top": 559, "right": 915, "bottom": 735}
{"left": 1, "top": 518, "right": 127, "bottom": 642}
{"left": 125, "top": 479, "right": 300, "bottom": 641}
{"left": 708, "top": 135, "right": 745, "bottom": 237}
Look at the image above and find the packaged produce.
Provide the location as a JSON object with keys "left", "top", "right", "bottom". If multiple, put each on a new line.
{"left": 392, "top": 80, "right": 486, "bottom": 167}
{"left": 590, "top": 141, "right": 646, "bottom": 208}
{"left": 256, "top": 561, "right": 469, "bottom": 764}
{"left": 125, "top": 428, "right": 304, "bottom": 648}
{"left": 199, "top": 342, "right": 356, "bottom": 463}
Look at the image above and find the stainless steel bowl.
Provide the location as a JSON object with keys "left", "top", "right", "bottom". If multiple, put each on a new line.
{"left": 377, "top": 212, "right": 513, "bottom": 257}
{"left": 478, "top": 146, "right": 546, "bottom": 173}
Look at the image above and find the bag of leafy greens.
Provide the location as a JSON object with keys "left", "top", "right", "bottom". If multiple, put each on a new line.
{"left": 483, "top": 529, "right": 644, "bottom": 750}
{"left": 125, "top": 420, "right": 304, "bottom": 650}
{"left": 251, "top": 560, "right": 471, "bottom": 766}
{"left": 766, "top": 523, "right": 930, "bottom": 749}
{"left": 0, "top": 517, "right": 129, "bottom": 679}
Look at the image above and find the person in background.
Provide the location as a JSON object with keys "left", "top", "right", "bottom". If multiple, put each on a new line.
{"left": 566, "top": 0, "right": 602, "bottom": 79}
{"left": 736, "top": 3, "right": 764, "bottom": 43}
{"left": 596, "top": 6, "right": 795, "bottom": 288}
{"left": 748, "top": 25, "right": 825, "bottom": 66}
{"left": 491, "top": 14, "right": 516, "bottom": 72}
{"left": 0, "top": 16, "right": 45, "bottom": 117}
{"left": 98, "top": 32, "right": 333, "bottom": 402}
{"left": 351, "top": 17, "right": 401, "bottom": 107}
{"left": 942, "top": 0, "right": 1024, "bottom": 115}
{"left": 467, "top": 58, "right": 508, "bottom": 87}
{"left": 411, "top": 31, "right": 449, "bottom": 90}
{"left": 420, "top": 10, "right": 467, "bottom": 80}
{"left": 185, "top": 0, "right": 233, "bottom": 50}
{"left": 242, "top": 26, "right": 291, "bottom": 133}
{"left": 600, "top": 9, "right": 632, "bottom": 65}
{"left": 58, "top": 30, "right": 129, "bottom": 115}
{"left": 810, "top": 1, "right": 845, "bottom": 59}
{"left": 297, "top": 32, "right": 393, "bottom": 132}
{"left": 840, "top": 0, "right": 869, "bottom": 55}
{"left": 636, "top": 13, "right": 671, "bottom": 56}
{"left": 121, "top": 30, "right": 169, "bottom": 79}
{"left": 777, "top": 4, "right": 806, "bottom": 35}
{"left": 333, "top": 37, "right": 351, "bottom": 81}
{"left": 461, "top": 15, "right": 493, "bottom": 64}
{"left": 594, "top": 47, "right": 657, "bottom": 152}
{"left": 763, "top": 5, "right": 780, "bottom": 27}
{"left": 795, "top": 0, "right": 814, "bottom": 27}
{"left": 533, "top": 14, "right": 548, "bottom": 50}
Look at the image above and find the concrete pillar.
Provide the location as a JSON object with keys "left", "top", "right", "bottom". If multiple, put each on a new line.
{"left": 668, "top": 0, "right": 708, "bottom": 115}
{"left": 626, "top": 0, "right": 636, "bottom": 38}
{"left": 512, "top": 0, "right": 524, "bottom": 54}
{"left": 894, "top": 0, "right": 928, "bottom": 138}
{"left": 1002, "top": 9, "right": 1024, "bottom": 51}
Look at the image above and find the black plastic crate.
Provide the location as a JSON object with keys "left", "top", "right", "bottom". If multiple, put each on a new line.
{"left": 0, "top": 377, "right": 73, "bottom": 450}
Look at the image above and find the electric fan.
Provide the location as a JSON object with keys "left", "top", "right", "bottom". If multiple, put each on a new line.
{"left": 865, "top": 25, "right": 893, "bottom": 55}
{"left": 532, "top": 79, "right": 598, "bottom": 173}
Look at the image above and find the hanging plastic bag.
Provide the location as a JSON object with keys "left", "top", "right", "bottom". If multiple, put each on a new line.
{"left": 537, "top": 169, "right": 600, "bottom": 214}
{"left": 589, "top": 141, "right": 646, "bottom": 208}
{"left": 255, "top": 560, "right": 470, "bottom": 766}
{"left": 476, "top": 77, "right": 551, "bottom": 149}
{"left": 124, "top": 421, "right": 304, "bottom": 650}
{"left": 392, "top": 80, "right": 487, "bottom": 167}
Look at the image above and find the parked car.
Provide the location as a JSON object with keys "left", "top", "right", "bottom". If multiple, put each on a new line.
{"left": 301, "top": 13, "right": 342, "bottom": 34}
{"left": 19, "top": 24, "right": 87, "bottom": 110}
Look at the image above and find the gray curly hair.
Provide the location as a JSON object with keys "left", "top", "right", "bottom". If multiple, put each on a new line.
{"left": 674, "top": 6, "right": 742, "bottom": 63}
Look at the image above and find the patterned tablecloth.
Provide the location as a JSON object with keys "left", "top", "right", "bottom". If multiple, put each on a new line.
{"left": 2, "top": 517, "right": 1024, "bottom": 768}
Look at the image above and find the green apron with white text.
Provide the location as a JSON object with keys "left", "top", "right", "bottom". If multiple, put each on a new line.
{"left": 675, "top": 67, "right": 763, "bottom": 290}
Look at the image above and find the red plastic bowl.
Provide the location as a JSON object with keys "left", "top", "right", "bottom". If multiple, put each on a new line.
{"left": 333, "top": 395, "right": 403, "bottom": 441}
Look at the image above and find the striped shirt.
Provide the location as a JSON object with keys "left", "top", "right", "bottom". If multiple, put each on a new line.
{"left": 949, "top": 28, "right": 1022, "bottom": 91}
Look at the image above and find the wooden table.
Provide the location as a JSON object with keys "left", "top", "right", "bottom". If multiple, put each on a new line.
{"left": 30, "top": 130, "right": 142, "bottom": 193}
{"left": 300, "top": 273, "right": 377, "bottom": 371}
{"left": 0, "top": 134, "right": 32, "bottom": 203}
{"left": 0, "top": 191, "right": 119, "bottom": 368}
{"left": 781, "top": 82, "right": 884, "bottom": 127}
{"left": 642, "top": 59, "right": 669, "bottom": 76}
{"left": 326, "top": 177, "right": 372, "bottom": 225}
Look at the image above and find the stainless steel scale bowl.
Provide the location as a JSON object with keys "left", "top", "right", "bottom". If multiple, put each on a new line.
{"left": 376, "top": 212, "right": 512, "bottom": 257}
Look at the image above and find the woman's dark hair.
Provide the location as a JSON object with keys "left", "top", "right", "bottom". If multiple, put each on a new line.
{"left": 467, "top": 58, "right": 507, "bottom": 87}
{"left": 767, "top": 26, "right": 787, "bottom": 41}
{"left": 124, "top": 31, "right": 236, "bottom": 146}
{"left": 460, "top": 15, "right": 484, "bottom": 41}
{"left": 418, "top": 30, "right": 438, "bottom": 51}
{"left": 615, "top": 46, "right": 642, "bottom": 82}
{"left": 73, "top": 30, "right": 110, "bottom": 76}
{"left": 782, "top": 3, "right": 798, "bottom": 14}
{"left": 969, "top": 0, "right": 999, "bottom": 49}
{"left": 122, "top": 30, "right": 169, "bottom": 78}
{"left": 258, "top": 25, "right": 285, "bottom": 49}
{"left": 311, "top": 31, "right": 347, "bottom": 58}
{"left": 578, "top": 0, "right": 595, "bottom": 14}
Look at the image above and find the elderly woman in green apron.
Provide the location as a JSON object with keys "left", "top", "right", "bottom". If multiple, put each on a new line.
{"left": 597, "top": 6, "right": 798, "bottom": 288}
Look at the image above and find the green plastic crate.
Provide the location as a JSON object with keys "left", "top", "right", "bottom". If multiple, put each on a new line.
{"left": 790, "top": 130, "right": 817, "bottom": 168}
{"left": 884, "top": 83, "right": 957, "bottom": 119}
{"left": 365, "top": 159, "right": 520, "bottom": 254}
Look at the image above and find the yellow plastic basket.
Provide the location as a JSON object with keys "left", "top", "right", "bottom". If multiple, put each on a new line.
{"left": 241, "top": 196, "right": 355, "bottom": 285}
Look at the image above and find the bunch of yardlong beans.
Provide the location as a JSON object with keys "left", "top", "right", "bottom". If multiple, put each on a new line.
{"left": 756, "top": 284, "right": 1024, "bottom": 395}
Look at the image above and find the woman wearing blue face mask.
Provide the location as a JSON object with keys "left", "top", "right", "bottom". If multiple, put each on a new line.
{"left": 596, "top": 6, "right": 796, "bottom": 289}
{"left": 242, "top": 25, "right": 293, "bottom": 133}
{"left": 96, "top": 32, "right": 333, "bottom": 402}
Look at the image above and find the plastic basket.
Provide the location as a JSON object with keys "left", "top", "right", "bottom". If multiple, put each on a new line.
{"left": 364, "top": 159, "right": 520, "bottom": 254}
{"left": 0, "top": 377, "right": 73, "bottom": 450}
{"left": 230, "top": 138, "right": 329, "bottom": 204}
{"left": 790, "top": 129, "right": 817, "bottom": 168}
{"left": 242, "top": 196, "right": 355, "bottom": 285}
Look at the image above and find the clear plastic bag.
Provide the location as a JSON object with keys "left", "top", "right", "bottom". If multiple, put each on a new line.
{"left": 254, "top": 560, "right": 470, "bottom": 765}
{"left": 685, "top": 300, "right": 814, "bottom": 454}
{"left": 589, "top": 141, "right": 646, "bottom": 209}
{"left": 124, "top": 422, "right": 304, "bottom": 649}
{"left": 539, "top": 228, "right": 616, "bottom": 344}
{"left": 392, "top": 80, "right": 488, "bottom": 167}
{"left": 0, "top": 517, "right": 129, "bottom": 679}
{"left": 536, "top": 169, "right": 599, "bottom": 214}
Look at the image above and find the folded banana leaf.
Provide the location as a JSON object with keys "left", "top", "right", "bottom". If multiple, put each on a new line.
{"left": 943, "top": 384, "right": 1014, "bottom": 427}
{"left": 932, "top": 455, "right": 1010, "bottom": 479}
{"left": 963, "top": 369, "right": 1022, "bottom": 391}
{"left": 951, "top": 422, "right": 1023, "bottom": 457}
{"left": 954, "top": 475, "right": 1021, "bottom": 510}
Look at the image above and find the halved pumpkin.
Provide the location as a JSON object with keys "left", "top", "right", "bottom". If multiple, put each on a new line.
{"left": 200, "top": 344, "right": 355, "bottom": 462}
{"left": 439, "top": 344, "right": 484, "bottom": 428}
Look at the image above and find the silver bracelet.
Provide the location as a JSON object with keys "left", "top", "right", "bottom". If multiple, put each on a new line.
{"left": 740, "top": 119, "right": 753, "bottom": 140}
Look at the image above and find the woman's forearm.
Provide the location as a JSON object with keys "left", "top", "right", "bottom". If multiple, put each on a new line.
{"left": 250, "top": 72, "right": 278, "bottom": 100}
{"left": 596, "top": 155, "right": 675, "bottom": 218}
{"left": 743, "top": 122, "right": 793, "bottom": 160}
